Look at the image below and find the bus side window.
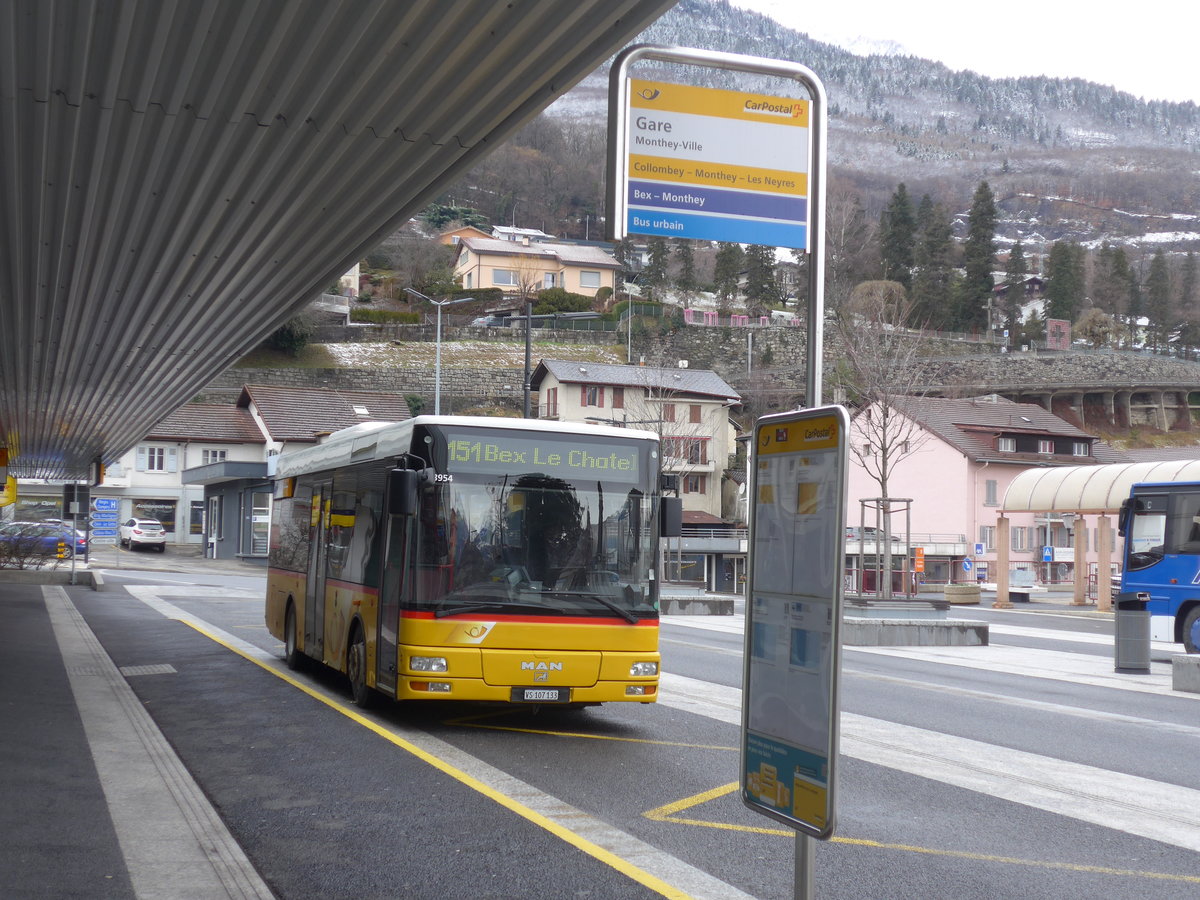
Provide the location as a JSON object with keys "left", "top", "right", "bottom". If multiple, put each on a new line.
{"left": 1168, "top": 492, "right": 1200, "bottom": 555}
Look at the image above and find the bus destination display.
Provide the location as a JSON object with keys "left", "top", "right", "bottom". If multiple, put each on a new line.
{"left": 443, "top": 432, "right": 642, "bottom": 484}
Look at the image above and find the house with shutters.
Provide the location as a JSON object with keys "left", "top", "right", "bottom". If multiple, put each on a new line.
{"left": 530, "top": 358, "right": 745, "bottom": 592}
{"left": 452, "top": 236, "right": 620, "bottom": 298}
{"left": 845, "top": 393, "right": 1124, "bottom": 587}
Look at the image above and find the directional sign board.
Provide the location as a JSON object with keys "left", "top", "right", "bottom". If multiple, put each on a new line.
{"left": 608, "top": 47, "right": 821, "bottom": 252}
{"left": 621, "top": 79, "right": 809, "bottom": 247}
{"left": 742, "top": 405, "right": 848, "bottom": 839}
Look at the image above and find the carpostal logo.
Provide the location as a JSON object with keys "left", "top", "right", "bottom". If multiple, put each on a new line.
{"left": 744, "top": 98, "right": 804, "bottom": 119}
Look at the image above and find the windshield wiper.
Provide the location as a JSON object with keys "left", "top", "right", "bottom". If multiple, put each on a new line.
{"left": 541, "top": 589, "right": 639, "bottom": 624}
{"left": 434, "top": 600, "right": 551, "bottom": 619}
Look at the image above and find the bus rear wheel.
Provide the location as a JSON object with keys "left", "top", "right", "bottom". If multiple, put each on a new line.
{"left": 1184, "top": 606, "right": 1200, "bottom": 654}
{"left": 284, "top": 604, "right": 304, "bottom": 671}
{"left": 347, "top": 626, "right": 376, "bottom": 708}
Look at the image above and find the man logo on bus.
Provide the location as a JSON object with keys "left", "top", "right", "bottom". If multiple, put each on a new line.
{"left": 521, "top": 661, "right": 563, "bottom": 671}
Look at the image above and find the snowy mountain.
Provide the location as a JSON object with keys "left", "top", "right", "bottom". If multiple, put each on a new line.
{"left": 547, "top": 0, "right": 1200, "bottom": 252}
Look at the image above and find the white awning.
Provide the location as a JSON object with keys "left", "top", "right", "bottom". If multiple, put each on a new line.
{"left": 1002, "top": 460, "right": 1200, "bottom": 514}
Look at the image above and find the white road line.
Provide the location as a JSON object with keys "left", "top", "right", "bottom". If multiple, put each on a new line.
{"left": 663, "top": 615, "right": 1193, "bottom": 698}
{"left": 127, "top": 587, "right": 757, "bottom": 900}
{"left": 660, "top": 672, "right": 1200, "bottom": 854}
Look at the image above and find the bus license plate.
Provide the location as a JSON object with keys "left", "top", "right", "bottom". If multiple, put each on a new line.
{"left": 514, "top": 687, "right": 567, "bottom": 703}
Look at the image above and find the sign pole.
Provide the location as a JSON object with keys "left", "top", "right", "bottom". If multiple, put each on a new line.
{"left": 609, "top": 48, "right": 832, "bottom": 900}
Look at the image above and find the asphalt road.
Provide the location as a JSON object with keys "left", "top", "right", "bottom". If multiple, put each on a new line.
{"left": 75, "top": 570, "right": 1200, "bottom": 899}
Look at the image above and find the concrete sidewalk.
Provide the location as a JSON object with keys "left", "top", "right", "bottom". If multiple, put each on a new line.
{"left": 0, "top": 570, "right": 273, "bottom": 898}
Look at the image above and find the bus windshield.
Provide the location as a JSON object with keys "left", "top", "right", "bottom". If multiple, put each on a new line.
{"left": 414, "top": 462, "right": 657, "bottom": 621}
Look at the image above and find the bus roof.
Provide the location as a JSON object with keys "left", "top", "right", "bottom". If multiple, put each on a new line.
{"left": 273, "top": 415, "right": 659, "bottom": 480}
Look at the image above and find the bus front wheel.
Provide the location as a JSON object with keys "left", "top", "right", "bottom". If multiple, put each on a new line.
{"left": 1184, "top": 607, "right": 1200, "bottom": 654}
{"left": 347, "top": 626, "right": 376, "bottom": 708}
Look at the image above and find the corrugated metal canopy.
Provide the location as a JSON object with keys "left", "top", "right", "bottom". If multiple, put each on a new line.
{"left": 1003, "top": 460, "right": 1200, "bottom": 514}
{"left": 0, "top": 0, "right": 675, "bottom": 479}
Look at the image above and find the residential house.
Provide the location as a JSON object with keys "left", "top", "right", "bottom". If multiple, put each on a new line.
{"left": 491, "top": 225, "right": 551, "bottom": 243}
{"left": 4, "top": 404, "right": 268, "bottom": 550}
{"left": 453, "top": 236, "right": 620, "bottom": 298}
{"left": 845, "top": 394, "right": 1123, "bottom": 589}
{"left": 181, "top": 385, "right": 412, "bottom": 562}
{"left": 531, "top": 359, "right": 744, "bottom": 592}
{"left": 437, "top": 224, "right": 492, "bottom": 246}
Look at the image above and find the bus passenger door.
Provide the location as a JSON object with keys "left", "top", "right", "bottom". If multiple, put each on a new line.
{"left": 305, "top": 483, "right": 331, "bottom": 661}
{"left": 375, "top": 513, "right": 410, "bottom": 696}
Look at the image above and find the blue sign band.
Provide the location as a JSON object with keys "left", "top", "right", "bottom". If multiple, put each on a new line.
{"left": 628, "top": 208, "right": 807, "bottom": 248}
{"left": 628, "top": 180, "right": 807, "bottom": 222}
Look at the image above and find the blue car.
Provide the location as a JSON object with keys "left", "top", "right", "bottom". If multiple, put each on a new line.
{"left": 0, "top": 521, "right": 89, "bottom": 560}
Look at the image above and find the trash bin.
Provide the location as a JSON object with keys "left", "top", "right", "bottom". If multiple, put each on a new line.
{"left": 1114, "top": 592, "right": 1151, "bottom": 673}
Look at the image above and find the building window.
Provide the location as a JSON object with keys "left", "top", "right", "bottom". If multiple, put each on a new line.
{"left": 136, "top": 445, "right": 177, "bottom": 473}
{"left": 1038, "top": 439, "right": 1054, "bottom": 454}
{"left": 683, "top": 473, "right": 707, "bottom": 494}
{"left": 580, "top": 385, "right": 604, "bottom": 408}
{"left": 202, "top": 449, "right": 227, "bottom": 465}
{"left": 545, "top": 387, "right": 558, "bottom": 418}
{"left": 664, "top": 437, "right": 708, "bottom": 465}
{"left": 979, "top": 525, "right": 996, "bottom": 551}
{"left": 544, "top": 272, "right": 557, "bottom": 289}
{"left": 689, "top": 404, "right": 702, "bottom": 424}
{"left": 579, "top": 270, "right": 601, "bottom": 289}
{"left": 997, "top": 437, "right": 1016, "bottom": 452}
{"left": 1073, "top": 441, "right": 1090, "bottom": 457}
{"left": 1012, "top": 526, "right": 1030, "bottom": 552}
{"left": 662, "top": 403, "right": 675, "bottom": 423}
{"left": 985, "top": 479, "right": 998, "bottom": 506}
{"left": 493, "top": 269, "right": 518, "bottom": 286}
{"left": 612, "top": 387, "right": 624, "bottom": 409}
{"left": 464, "top": 272, "right": 473, "bottom": 289}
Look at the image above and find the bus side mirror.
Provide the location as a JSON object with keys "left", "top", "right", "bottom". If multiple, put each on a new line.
{"left": 1117, "top": 498, "right": 1133, "bottom": 538}
{"left": 661, "top": 497, "right": 682, "bottom": 537}
{"left": 388, "top": 469, "right": 421, "bottom": 516}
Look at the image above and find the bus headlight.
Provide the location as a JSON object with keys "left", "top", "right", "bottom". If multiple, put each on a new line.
{"left": 410, "top": 655, "right": 448, "bottom": 672}
{"left": 629, "top": 661, "right": 658, "bottom": 677}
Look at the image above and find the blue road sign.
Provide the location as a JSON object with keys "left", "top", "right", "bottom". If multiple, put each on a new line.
{"left": 962, "top": 558, "right": 973, "bottom": 572}
{"left": 1042, "top": 546, "right": 1054, "bottom": 562}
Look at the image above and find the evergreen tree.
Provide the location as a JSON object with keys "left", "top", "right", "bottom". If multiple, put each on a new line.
{"left": 1145, "top": 248, "right": 1171, "bottom": 352}
{"left": 1044, "top": 241, "right": 1084, "bottom": 323}
{"left": 1179, "top": 252, "right": 1200, "bottom": 355}
{"left": 1090, "top": 242, "right": 1131, "bottom": 317}
{"left": 673, "top": 239, "right": 696, "bottom": 301}
{"left": 642, "top": 237, "right": 669, "bottom": 301}
{"left": 743, "top": 244, "right": 779, "bottom": 310}
{"left": 1127, "top": 268, "right": 1143, "bottom": 348}
{"left": 959, "top": 181, "right": 996, "bottom": 331}
{"left": 1002, "top": 240, "right": 1027, "bottom": 337}
{"left": 910, "top": 202, "right": 956, "bottom": 328}
{"left": 713, "top": 242, "right": 743, "bottom": 307}
{"left": 879, "top": 183, "right": 916, "bottom": 288}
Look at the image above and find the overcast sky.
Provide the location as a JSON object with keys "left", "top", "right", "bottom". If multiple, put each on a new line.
{"left": 733, "top": 0, "right": 1199, "bottom": 105}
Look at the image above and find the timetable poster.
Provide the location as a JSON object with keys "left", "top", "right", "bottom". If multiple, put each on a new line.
{"left": 742, "top": 406, "right": 847, "bottom": 838}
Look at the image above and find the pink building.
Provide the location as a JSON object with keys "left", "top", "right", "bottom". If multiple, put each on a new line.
{"left": 845, "top": 394, "right": 1124, "bottom": 587}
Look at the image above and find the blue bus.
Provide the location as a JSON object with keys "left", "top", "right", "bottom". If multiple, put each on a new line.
{"left": 1118, "top": 482, "right": 1200, "bottom": 653}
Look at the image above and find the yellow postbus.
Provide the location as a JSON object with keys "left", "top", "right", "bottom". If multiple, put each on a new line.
{"left": 266, "top": 416, "right": 681, "bottom": 708}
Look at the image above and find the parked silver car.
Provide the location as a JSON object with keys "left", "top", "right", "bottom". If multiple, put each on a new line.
{"left": 119, "top": 518, "right": 167, "bottom": 551}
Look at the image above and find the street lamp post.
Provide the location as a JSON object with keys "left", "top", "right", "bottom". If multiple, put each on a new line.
{"left": 404, "top": 288, "right": 475, "bottom": 415}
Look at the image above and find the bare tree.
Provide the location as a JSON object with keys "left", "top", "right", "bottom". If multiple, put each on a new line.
{"left": 832, "top": 280, "right": 932, "bottom": 598}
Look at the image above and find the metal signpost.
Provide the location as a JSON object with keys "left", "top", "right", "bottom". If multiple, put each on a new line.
{"left": 610, "top": 47, "right": 834, "bottom": 898}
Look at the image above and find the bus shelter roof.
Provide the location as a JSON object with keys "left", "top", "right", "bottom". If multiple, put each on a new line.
{"left": 1002, "top": 460, "right": 1200, "bottom": 515}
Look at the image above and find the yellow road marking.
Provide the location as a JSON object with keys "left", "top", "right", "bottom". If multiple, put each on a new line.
{"left": 647, "top": 783, "right": 1200, "bottom": 885}
{"left": 180, "top": 620, "right": 697, "bottom": 900}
